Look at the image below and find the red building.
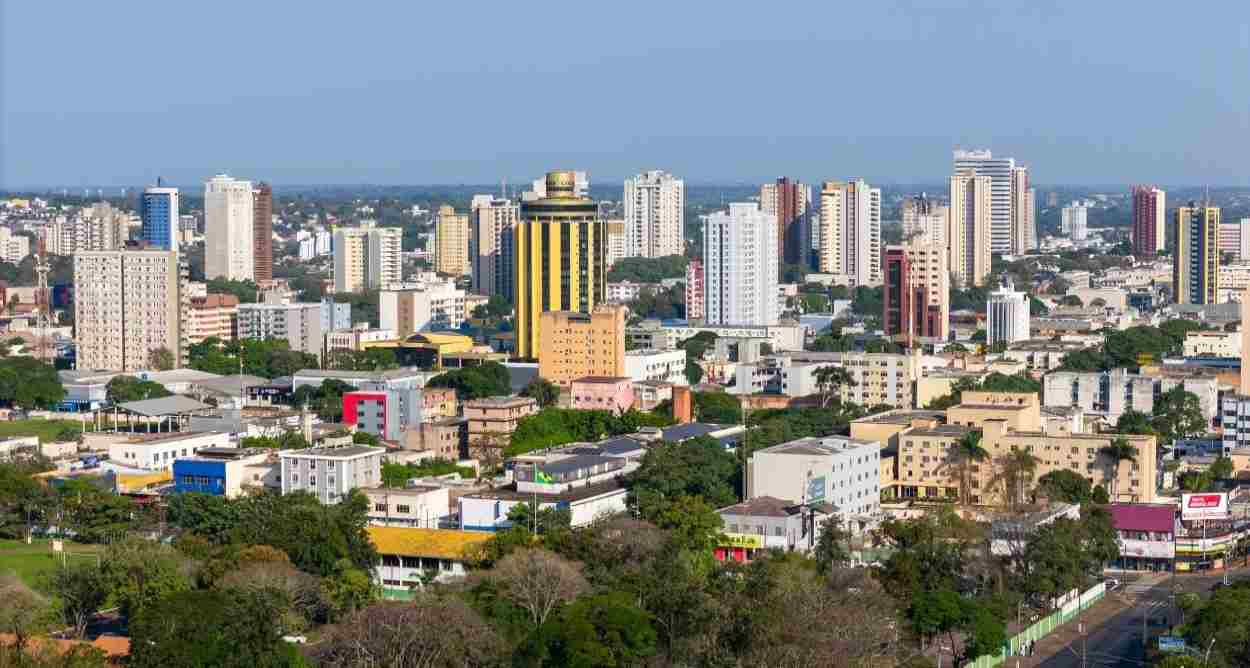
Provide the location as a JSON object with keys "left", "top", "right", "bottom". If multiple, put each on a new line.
{"left": 1131, "top": 185, "right": 1165, "bottom": 257}
{"left": 685, "top": 260, "right": 704, "bottom": 320}
{"left": 253, "top": 182, "right": 273, "bottom": 284}
{"left": 883, "top": 245, "right": 944, "bottom": 342}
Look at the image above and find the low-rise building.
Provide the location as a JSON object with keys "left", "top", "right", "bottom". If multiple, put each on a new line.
{"left": 1183, "top": 330, "right": 1240, "bottom": 358}
{"left": 624, "top": 348, "right": 687, "bottom": 385}
{"left": 365, "top": 486, "right": 451, "bottom": 528}
{"left": 185, "top": 294, "right": 239, "bottom": 344}
{"left": 367, "top": 526, "right": 492, "bottom": 596}
{"left": 714, "top": 496, "right": 835, "bottom": 563}
{"left": 172, "top": 447, "right": 280, "bottom": 498}
{"left": 732, "top": 351, "right": 915, "bottom": 409}
{"left": 746, "top": 436, "right": 882, "bottom": 529}
{"left": 279, "top": 444, "right": 385, "bottom": 505}
{"left": 626, "top": 320, "right": 806, "bottom": 354}
{"left": 402, "top": 417, "right": 468, "bottom": 460}
{"left": 342, "top": 384, "right": 454, "bottom": 442}
{"left": 989, "top": 503, "right": 1081, "bottom": 557}
{"left": 325, "top": 326, "right": 398, "bottom": 354}
{"left": 459, "top": 480, "right": 628, "bottom": 531}
{"left": 570, "top": 376, "right": 635, "bottom": 414}
{"left": 1108, "top": 503, "right": 1176, "bottom": 572}
{"left": 537, "top": 306, "right": 626, "bottom": 387}
{"left": 1044, "top": 369, "right": 1219, "bottom": 424}
{"left": 464, "top": 396, "right": 538, "bottom": 462}
{"left": 237, "top": 301, "right": 326, "bottom": 359}
{"left": 292, "top": 368, "right": 434, "bottom": 393}
{"left": 632, "top": 380, "right": 673, "bottom": 411}
{"left": 1003, "top": 339, "right": 1090, "bottom": 372}
{"left": 108, "top": 432, "right": 231, "bottom": 471}
{"left": 947, "top": 391, "right": 1042, "bottom": 432}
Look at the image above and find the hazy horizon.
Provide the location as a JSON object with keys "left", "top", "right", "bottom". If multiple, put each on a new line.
{"left": 4, "top": 2, "right": 1248, "bottom": 188}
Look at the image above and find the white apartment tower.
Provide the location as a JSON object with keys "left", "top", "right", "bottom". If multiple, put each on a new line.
{"left": 816, "top": 180, "right": 881, "bottom": 286}
{"left": 74, "top": 249, "right": 181, "bottom": 372}
{"left": 204, "top": 174, "right": 255, "bottom": 281}
{"left": 469, "top": 195, "right": 519, "bottom": 298}
{"left": 1062, "top": 201, "right": 1090, "bottom": 241}
{"left": 624, "top": 170, "right": 685, "bottom": 258}
{"left": 952, "top": 150, "right": 1033, "bottom": 254}
{"left": 987, "top": 278, "right": 1030, "bottom": 347}
{"left": 948, "top": 173, "right": 993, "bottom": 288}
{"left": 703, "top": 203, "right": 779, "bottom": 326}
{"left": 333, "top": 222, "right": 403, "bottom": 293}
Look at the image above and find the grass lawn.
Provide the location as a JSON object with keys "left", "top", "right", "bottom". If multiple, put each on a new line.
{"left": 0, "top": 418, "right": 89, "bottom": 443}
{"left": 0, "top": 538, "right": 103, "bottom": 591}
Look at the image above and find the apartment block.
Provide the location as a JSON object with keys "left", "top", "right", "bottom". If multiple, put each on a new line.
{"left": 469, "top": 195, "right": 518, "bottom": 298}
{"left": 185, "top": 294, "right": 239, "bottom": 344}
{"left": 624, "top": 170, "right": 684, "bottom": 258}
{"left": 279, "top": 445, "right": 385, "bottom": 505}
{"left": 703, "top": 203, "right": 779, "bottom": 326}
{"left": 74, "top": 248, "right": 181, "bottom": 372}
{"left": 685, "top": 259, "right": 704, "bottom": 320}
{"left": 379, "top": 277, "right": 473, "bottom": 336}
{"left": 334, "top": 222, "right": 403, "bottom": 293}
{"left": 624, "top": 348, "right": 687, "bottom": 385}
{"left": 538, "top": 305, "right": 627, "bottom": 386}
{"left": 204, "top": 174, "right": 254, "bottom": 281}
{"left": 464, "top": 396, "right": 538, "bottom": 462}
{"left": 435, "top": 205, "right": 471, "bottom": 277}
{"left": 883, "top": 243, "right": 949, "bottom": 342}
{"left": 0, "top": 227, "right": 30, "bottom": 264}
{"left": 901, "top": 193, "right": 947, "bottom": 247}
{"left": 1174, "top": 203, "right": 1221, "bottom": 305}
{"left": 253, "top": 182, "right": 273, "bottom": 284}
{"left": 1131, "top": 185, "right": 1167, "bottom": 256}
{"left": 987, "top": 278, "right": 1030, "bottom": 347}
{"left": 746, "top": 436, "right": 882, "bottom": 523}
{"left": 948, "top": 173, "right": 992, "bottom": 287}
{"left": 236, "top": 301, "right": 325, "bottom": 359}
{"left": 1043, "top": 369, "right": 1219, "bottom": 423}
{"left": 760, "top": 178, "right": 811, "bottom": 266}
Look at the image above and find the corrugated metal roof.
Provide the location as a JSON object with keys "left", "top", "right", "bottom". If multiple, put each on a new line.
{"left": 367, "top": 526, "right": 492, "bottom": 560}
{"left": 117, "top": 395, "right": 212, "bottom": 416}
{"left": 1109, "top": 503, "right": 1175, "bottom": 533}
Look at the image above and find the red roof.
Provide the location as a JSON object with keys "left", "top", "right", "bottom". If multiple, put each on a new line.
{"left": 1109, "top": 503, "right": 1175, "bottom": 533}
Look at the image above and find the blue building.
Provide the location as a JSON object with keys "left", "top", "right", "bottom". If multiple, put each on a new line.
{"left": 139, "top": 185, "right": 180, "bottom": 250}
{"left": 172, "top": 447, "right": 278, "bottom": 498}
{"left": 173, "top": 457, "right": 228, "bottom": 495}
{"left": 321, "top": 298, "right": 352, "bottom": 331}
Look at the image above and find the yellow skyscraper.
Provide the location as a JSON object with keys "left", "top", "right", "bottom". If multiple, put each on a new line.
{"left": 1173, "top": 203, "right": 1220, "bottom": 305}
{"left": 515, "top": 171, "right": 607, "bottom": 359}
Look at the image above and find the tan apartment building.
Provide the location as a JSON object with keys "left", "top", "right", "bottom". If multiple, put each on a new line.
{"left": 889, "top": 393, "right": 1158, "bottom": 505}
{"left": 333, "top": 222, "right": 403, "bottom": 293}
{"left": 74, "top": 249, "right": 181, "bottom": 372}
{"left": 948, "top": 173, "right": 992, "bottom": 287}
{"left": 185, "top": 294, "right": 239, "bottom": 345}
{"left": 538, "top": 305, "right": 627, "bottom": 386}
{"left": 463, "top": 396, "right": 538, "bottom": 463}
{"left": 435, "top": 205, "right": 471, "bottom": 277}
{"left": 470, "top": 195, "right": 519, "bottom": 297}
{"left": 904, "top": 242, "right": 950, "bottom": 340}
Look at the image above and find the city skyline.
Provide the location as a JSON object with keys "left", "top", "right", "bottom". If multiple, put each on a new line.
{"left": 4, "top": 2, "right": 1249, "bottom": 188}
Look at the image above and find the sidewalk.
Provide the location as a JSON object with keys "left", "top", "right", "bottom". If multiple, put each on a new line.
{"left": 1012, "top": 595, "right": 1132, "bottom": 668}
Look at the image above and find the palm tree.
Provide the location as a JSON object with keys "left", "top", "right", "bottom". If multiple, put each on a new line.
{"left": 997, "top": 450, "right": 1038, "bottom": 509}
{"left": 1099, "top": 436, "right": 1138, "bottom": 502}
{"left": 953, "top": 431, "right": 989, "bottom": 505}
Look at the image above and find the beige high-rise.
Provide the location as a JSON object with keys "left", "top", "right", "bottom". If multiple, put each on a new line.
{"left": 817, "top": 180, "right": 880, "bottom": 285}
{"left": 905, "top": 242, "right": 950, "bottom": 340}
{"left": 901, "top": 195, "right": 948, "bottom": 247}
{"left": 74, "top": 249, "right": 181, "bottom": 372}
{"left": 334, "top": 222, "right": 403, "bottom": 293}
{"left": 538, "top": 305, "right": 627, "bottom": 386}
{"left": 817, "top": 182, "right": 844, "bottom": 274}
{"left": 435, "top": 205, "right": 471, "bottom": 277}
{"left": 470, "top": 195, "right": 519, "bottom": 298}
{"left": 948, "top": 174, "right": 992, "bottom": 287}
{"left": 1011, "top": 167, "right": 1035, "bottom": 253}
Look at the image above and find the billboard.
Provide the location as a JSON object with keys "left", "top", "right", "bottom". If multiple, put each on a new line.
{"left": 719, "top": 533, "right": 765, "bottom": 549}
{"left": 1182, "top": 493, "right": 1229, "bottom": 521}
{"left": 806, "top": 475, "right": 826, "bottom": 504}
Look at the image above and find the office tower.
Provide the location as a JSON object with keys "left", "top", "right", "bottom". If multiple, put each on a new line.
{"left": 1219, "top": 218, "right": 1250, "bottom": 260}
{"left": 952, "top": 150, "right": 1031, "bottom": 254}
{"left": 333, "top": 222, "right": 403, "bottom": 293}
{"left": 1131, "top": 186, "right": 1167, "bottom": 256}
{"left": 623, "top": 170, "right": 684, "bottom": 258}
{"left": 987, "top": 278, "right": 1029, "bottom": 347}
{"left": 434, "top": 205, "right": 471, "bottom": 277}
{"left": 1061, "top": 201, "right": 1089, "bottom": 240}
{"left": 74, "top": 249, "right": 181, "bottom": 371}
{"left": 605, "top": 220, "right": 627, "bottom": 268}
{"left": 139, "top": 183, "right": 179, "bottom": 250}
{"left": 883, "top": 243, "right": 950, "bottom": 343}
{"left": 815, "top": 179, "right": 881, "bottom": 285}
{"left": 948, "top": 173, "right": 992, "bottom": 287}
{"left": 524, "top": 171, "right": 589, "bottom": 201}
{"left": 901, "top": 194, "right": 948, "bottom": 246}
{"left": 685, "top": 259, "right": 704, "bottom": 320}
{"left": 204, "top": 174, "right": 255, "bottom": 281}
{"left": 514, "top": 171, "right": 608, "bottom": 359}
{"left": 469, "top": 195, "right": 519, "bottom": 298}
{"left": 1173, "top": 203, "right": 1221, "bottom": 305}
{"left": 703, "top": 202, "right": 779, "bottom": 326}
{"left": 252, "top": 182, "right": 273, "bottom": 284}
{"left": 538, "top": 305, "right": 627, "bottom": 386}
{"left": 760, "top": 178, "right": 811, "bottom": 266}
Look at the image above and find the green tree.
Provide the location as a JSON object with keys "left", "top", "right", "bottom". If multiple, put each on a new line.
{"left": 677, "top": 331, "right": 717, "bottom": 361}
{"left": 813, "top": 516, "right": 850, "bottom": 574}
{"left": 426, "top": 362, "right": 511, "bottom": 400}
{"left": 607, "top": 255, "right": 689, "bottom": 283}
{"left": 1115, "top": 409, "right": 1155, "bottom": 435}
{"left": 952, "top": 431, "right": 989, "bottom": 505}
{"left": 1151, "top": 386, "right": 1207, "bottom": 446}
{"left": 103, "top": 538, "right": 195, "bottom": 622}
{"left": 322, "top": 559, "right": 378, "bottom": 621}
{"left": 129, "top": 588, "right": 304, "bottom": 668}
{"left": 105, "top": 375, "right": 172, "bottom": 404}
{"left": 1035, "top": 469, "right": 1092, "bottom": 504}
{"left": 516, "top": 592, "right": 658, "bottom": 668}
{"left": 1057, "top": 347, "right": 1108, "bottom": 372}
{"left": 0, "top": 357, "right": 65, "bottom": 409}
{"left": 814, "top": 366, "right": 854, "bottom": 408}
{"left": 692, "top": 391, "right": 741, "bottom": 423}
{"left": 148, "top": 347, "right": 176, "bottom": 371}
{"left": 44, "top": 561, "right": 110, "bottom": 638}
{"left": 1099, "top": 437, "right": 1138, "bottom": 502}
{"left": 628, "top": 436, "right": 737, "bottom": 518}
{"left": 520, "top": 377, "right": 560, "bottom": 408}
{"left": 683, "top": 359, "right": 703, "bottom": 385}
{"left": 206, "top": 277, "right": 260, "bottom": 304}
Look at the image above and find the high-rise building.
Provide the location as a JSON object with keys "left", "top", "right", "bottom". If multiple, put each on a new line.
{"left": 237, "top": 300, "right": 326, "bottom": 359}
{"left": 1241, "top": 290, "right": 1250, "bottom": 395}
{"left": 333, "top": 222, "right": 403, "bottom": 293}
{"left": 524, "top": 171, "right": 588, "bottom": 200}
{"left": 139, "top": 184, "right": 179, "bottom": 251}
{"left": 74, "top": 249, "right": 181, "bottom": 371}
{"left": 987, "top": 278, "right": 1029, "bottom": 347}
{"left": 948, "top": 174, "right": 992, "bottom": 288}
{"left": 703, "top": 202, "right": 779, "bottom": 326}
{"left": 1219, "top": 218, "right": 1250, "bottom": 260}
{"left": 538, "top": 305, "right": 627, "bottom": 386}
{"left": 1173, "top": 203, "right": 1220, "bottom": 305}
{"left": 469, "top": 195, "right": 519, "bottom": 298}
{"left": 761, "top": 178, "right": 811, "bottom": 266}
{"left": 185, "top": 294, "right": 239, "bottom": 344}
{"left": 605, "top": 220, "right": 627, "bottom": 268}
{"left": 883, "top": 243, "right": 949, "bottom": 343}
{"left": 816, "top": 179, "right": 881, "bottom": 285}
{"left": 624, "top": 170, "right": 684, "bottom": 258}
{"left": 514, "top": 171, "right": 608, "bottom": 359}
{"left": 1061, "top": 201, "right": 1089, "bottom": 240}
{"left": 901, "top": 194, "right": 948, "bottom": 247}
{"left": 204, "top": 174, "right": 255, "bottom": 281}
{"left": 0, "top": 227, "right": 30, "bottom": 264}
{"left": 1131, "top": 186, "right": 1167, "bottom": 256}
{"left": 44, "top": 205, "right": 127, "bottom": 255}
{"left": 434, "top": 205, "right": 471, "bottom": 277}
{"left": 380, "top": 277, "right": 475, "bottom": 336}
{"left": 952, "top": 150, "right": 1031, "bottom": 254}
{"left": 252, "top": 182, "right": 273, "bottom": 284}
{"left": 685, "top": 259, "right": 704, "bottom": 321}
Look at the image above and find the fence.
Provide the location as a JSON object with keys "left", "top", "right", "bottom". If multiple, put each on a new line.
{"left": 964, "top": 582, "right": 1106, "bottom": 668}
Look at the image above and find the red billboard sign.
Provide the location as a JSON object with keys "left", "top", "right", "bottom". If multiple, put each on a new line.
{"left": 1181, "top": 493, "right": 1229, "bottom": 520}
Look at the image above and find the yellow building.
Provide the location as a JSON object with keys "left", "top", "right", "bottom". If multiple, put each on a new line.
{"left": 1173, "top": 203, "right": 1220, "bottom": 305}
{"left": 946, "top": 391, "right": 1041, "bottom": 432}
{"left": 515, "top": 171, "right": 607, "bottom": 359}
{"left": 435, "top": 205, "right": 471, "bottom": 277}
{"left": 539, "top": 305, "right": 627, "bottom": 386}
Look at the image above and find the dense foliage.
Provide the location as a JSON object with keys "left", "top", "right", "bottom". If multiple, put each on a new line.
{"left": 189, "top": 337, "right": 319, "bottom": 378}
{"left": 0, "top": 357, "right": 65, "bottom": 409}
{"left": 381, "top": 458, "right": 475, "bottom": 487}
{"left": 105, "top": 375, "right": 172, "bottom": 404}
{"left": 606, "top": 255, "right": 688, "bottom": 283}
{"left": 507, "top": 408, "right": 671, "bottom": 457}
{"left": 426, "top": 362, "right": 512, "bottom": 401}
{"left": 292, "top": 379, "right": 354, "bottom": 422}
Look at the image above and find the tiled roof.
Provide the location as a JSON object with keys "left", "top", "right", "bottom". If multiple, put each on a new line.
{"left": 367, "top": 526, "right": 492, "bottom": 560}
{"left": 1108, "top": 503, "right": 1175, "bottom": 533}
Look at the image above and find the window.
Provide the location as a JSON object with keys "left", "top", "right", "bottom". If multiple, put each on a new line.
{"left": 397, "top": 505, "right": 411, "bottom": 514}
{"left": 374, "top": 503, "right": 387, "bottom": 512}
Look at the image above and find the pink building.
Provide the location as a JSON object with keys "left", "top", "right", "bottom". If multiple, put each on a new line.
{"left": 570, "top": 376, "right": 635, "bottom": 414}
{"left": 685, "top": 260, "right": 704, "bottom": 320}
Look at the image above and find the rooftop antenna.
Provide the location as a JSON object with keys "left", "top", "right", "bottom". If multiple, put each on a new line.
{"left": 33, "top": 238, "right": 51, "bottom": 363}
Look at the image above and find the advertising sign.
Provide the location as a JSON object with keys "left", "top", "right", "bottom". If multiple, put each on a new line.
{"left": 719, "top": 533, "right": 765, "bottom": 549}
{"left": 1182, "top": 493, "right": 1229, "bottom": 521}
{"left": 806, "top": 475, "right": 826, "bottom": 504}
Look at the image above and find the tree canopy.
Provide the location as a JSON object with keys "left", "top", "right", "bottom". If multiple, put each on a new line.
{"left": 607, "top": 255, "right": 689, "bottom": 283}
{"left": 426, "top": 362, "right": 512, "bottom": 401}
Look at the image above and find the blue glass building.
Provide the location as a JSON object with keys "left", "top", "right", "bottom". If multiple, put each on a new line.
{"left": 139, "top": 185, "right": 180, "bottom": 250}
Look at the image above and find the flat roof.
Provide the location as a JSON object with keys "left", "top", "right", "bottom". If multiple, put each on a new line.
{"left": 854, "top": 410, "right": 944, "bottom": 425}
{"left": 757, "top": 436, "right": 879, "bottom": 457}
{"left": 126, "top": 430, "right": 219, "bottom": 445}
{"left": 717, "top": 496, "right": 803, "bottom": 518}
{"left": 465, "top": 479, "right": 626, "bottom": 503}
{"left": 367, "top": 526, "right": 491, "bottom": 560}
{"left": 905, "top": 425, "right": 976, "bottom": 438}
{"left": 572, "top": 376, "right": 632, "bottom": 384}
{"left": 282, "top": 445, "right": 384, "bottom": 459}
{"left": 116, "top": 395, "right": 212, "bottom": 416}
{"left": 661, "top": 422, "right": 733, "bottom": 442}
{"left": 465, "top": 396, "right": 535, "bottom": 407}
{"left": 541, "top": 454, "right": 621, "bottom": 475}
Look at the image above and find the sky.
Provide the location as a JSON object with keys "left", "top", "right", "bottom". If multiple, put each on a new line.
{"left": 3, "top": 1, "right": 1249, "bottom": 189}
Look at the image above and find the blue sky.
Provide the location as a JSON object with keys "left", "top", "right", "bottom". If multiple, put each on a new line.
{"left": 3, "top": 1, "right": 1248, "bottom": 188}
